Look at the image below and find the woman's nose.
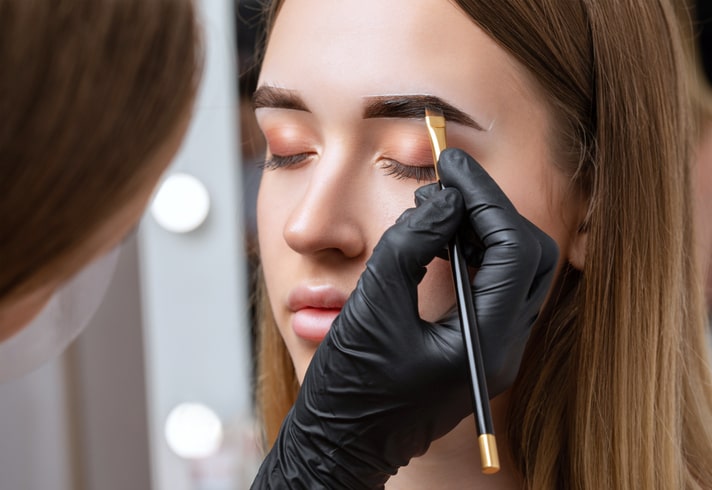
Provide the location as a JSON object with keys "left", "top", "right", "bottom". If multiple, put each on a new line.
{"left": 283, "top": 157, "right": 367, "bottom": 259}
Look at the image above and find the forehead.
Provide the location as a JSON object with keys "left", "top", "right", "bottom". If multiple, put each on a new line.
{"left": 260, "top": 0, "right": 528, "bottom": 121}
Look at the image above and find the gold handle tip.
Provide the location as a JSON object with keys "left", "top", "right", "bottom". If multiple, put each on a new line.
{"left": 478, "top": 433, "right": 500, "bottom": 475}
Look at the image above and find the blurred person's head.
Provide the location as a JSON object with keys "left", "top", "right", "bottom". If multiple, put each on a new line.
{"left": 0, "top": 0, "right": 202, "bottom": 340}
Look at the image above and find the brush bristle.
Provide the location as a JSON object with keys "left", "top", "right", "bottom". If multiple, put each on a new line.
{"left": 424, "top": 106, "right": 445, "bottom": 127}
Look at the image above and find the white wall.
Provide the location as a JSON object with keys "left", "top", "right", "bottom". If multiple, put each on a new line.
{"left": 0, "top": 237, "right": 151, "bottom": 490}
{"left": 0, "top": 356, "right": 75, "bottom": 490}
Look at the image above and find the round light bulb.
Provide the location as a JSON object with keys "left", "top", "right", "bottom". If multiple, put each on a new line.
{"left": 164, "top": 403, "right": 223, "bottom": 459}
{"left": 151, "top": 173, "right": 210, "bottom": 233}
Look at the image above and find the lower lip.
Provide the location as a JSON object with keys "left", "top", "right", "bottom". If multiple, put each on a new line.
{"left": 292, "top": 308, "right": 341, "bottom": 342}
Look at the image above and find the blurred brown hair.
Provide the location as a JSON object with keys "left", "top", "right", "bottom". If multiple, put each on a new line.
{"left": 455, "top": 3, "right": 711, "bottom": 488}
{"left": 0, "top": 0, "right": 202, "bottom": 302}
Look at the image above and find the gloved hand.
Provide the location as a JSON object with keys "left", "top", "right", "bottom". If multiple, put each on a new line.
{"left": 251, "top": 148, "right": 559, "bottom": 489}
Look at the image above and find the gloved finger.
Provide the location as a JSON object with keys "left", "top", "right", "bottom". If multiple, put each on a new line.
{"left": 414, "top": 182, "right": 484, "bottom": 263}
{"left": 414, "top": 185, "right": 452, "bottom": 260}
{"left": 437, "top": 148, "right": 526, "bottom": 247}
{"left": 438, "top": 148, "right": 552, "bottom": 273}
{"left": 365, "top": 186, "right": 464, "bottom": 293}
{"left": 330, "top": 186, "right": 466, "bottom": 369}
{"left": 437, "top": 148, "right": 558, "bottom": 331}
{"left": 414, "top": 183, "right": 440, "bottom": 207}
{"left": 476, "top": 214, "right": 559, "bottom": 396}
{"left": 395, "top": 207, "right": 417, "bottom": 225}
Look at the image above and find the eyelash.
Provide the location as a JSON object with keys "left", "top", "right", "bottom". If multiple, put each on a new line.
{"left": 260, "top": 152, "right": 314, "bottom": 170}
{"left": 260, "top": 153, "right": 436, "bottom": 183}
{"left": 380, "top": 159, "right": 437, "bottom": 183}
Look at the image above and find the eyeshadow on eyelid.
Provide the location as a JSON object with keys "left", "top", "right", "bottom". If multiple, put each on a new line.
{"left": 263, "top": 124, "right": 308, "bottom": 139}
{"left": 378, "top": 132, "right": 436, "bottom": 167}
{"left": 390, "top": 146, "right": 435, "bottom": 167}
{"left": 263, "top": 125, "right": 314, "bottom": 145}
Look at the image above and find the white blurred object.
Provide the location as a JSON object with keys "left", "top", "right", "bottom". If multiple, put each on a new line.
{"left": 151, "top": 173, "right": 210, "bottom": 233}
{"left": 188, "top": 413, "right": 262, "bottom": 490}
{"left": 138, "top": 0, "right": 254, "bottom": 488}
{"left": 0, "top": 247, "right": 120, "bottom": 383}
{"left": 165, "top": 403, "right": 224, "bottom": 459}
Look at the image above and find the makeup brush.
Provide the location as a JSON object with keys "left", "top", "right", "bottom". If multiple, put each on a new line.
{"left": 424, "top": 106, "right": 500, "bottom": 474}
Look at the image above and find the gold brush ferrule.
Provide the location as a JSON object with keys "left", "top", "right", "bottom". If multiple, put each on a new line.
{"left": 424, "top": 107, "right": 447, "bottom": 182}
{"left": 478, "top": 434, "right": 501, "bottom": 474}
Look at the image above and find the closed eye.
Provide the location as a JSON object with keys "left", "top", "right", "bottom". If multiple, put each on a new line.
{"left": 260, "top": 152, "right": 314, "bottom": 170}
{"left": 381, "top": 159, "right": 436, "bottom": 183}
{"left": 260, "top": 153, "right": 437, "bottom": 183}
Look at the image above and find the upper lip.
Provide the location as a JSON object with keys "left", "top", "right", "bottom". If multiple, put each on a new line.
{"left": 287, "top": 284, "right": 348, "bottom": 312}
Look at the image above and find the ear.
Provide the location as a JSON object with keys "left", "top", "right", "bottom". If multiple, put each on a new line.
{"left": 567, "top": 221, "right": 588, "bottom": 271}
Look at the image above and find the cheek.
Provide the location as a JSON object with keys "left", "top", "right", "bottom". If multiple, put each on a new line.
{"left": 368, "top": 171, "right": 424, "bottom": 228}
{"left": 256, "top": 174, "right": 292, "bottom": 317}
{"left": 257, "top": 175, "right": 313, "bottom": 379}
{"left": 417, "top": 257, "right": 456, "bottom": 322}
{"left": 256, "top": 172, "right": 293, "bottom": 256}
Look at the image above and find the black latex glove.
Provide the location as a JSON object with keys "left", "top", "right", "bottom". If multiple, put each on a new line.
{"left": 252, "top": 148, "right": 559, "bottom": 489}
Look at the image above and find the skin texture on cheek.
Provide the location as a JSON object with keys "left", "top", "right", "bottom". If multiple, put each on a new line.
{"left": 418, "top": 259, "right": 458, "bottom": 322}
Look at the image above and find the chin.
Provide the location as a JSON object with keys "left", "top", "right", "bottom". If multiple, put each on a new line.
{"left": 294, "top": 352, "right": 317, "bottom": 385}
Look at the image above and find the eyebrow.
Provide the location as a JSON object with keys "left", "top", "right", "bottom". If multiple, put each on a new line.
{"left": 253, "top": 86, "right": 309, "bottom": 111}
{"left": 253, "top": 86, "right": 484, "bottom": 131}
{"left": 363, "top": 95, "right": 484, "bottom": 130}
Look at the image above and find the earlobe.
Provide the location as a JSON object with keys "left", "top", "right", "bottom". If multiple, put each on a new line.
{"left": 568, "top": 224, "right": 587, "bottom": 271}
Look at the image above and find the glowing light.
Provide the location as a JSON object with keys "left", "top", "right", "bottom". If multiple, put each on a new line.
{"left": 164, "top": 403, "right": 223, "bottom": 459}
{"left": 151, "top": 173, "right": 210, "bottom": 233}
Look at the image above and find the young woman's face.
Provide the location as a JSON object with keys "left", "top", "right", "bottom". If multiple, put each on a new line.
{"left": 256, "top": 0, "right": 583, "bottom": 382}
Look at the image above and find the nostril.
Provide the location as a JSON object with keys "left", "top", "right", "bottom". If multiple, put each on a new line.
{"left": 283, "top": 205, "right": 366, "bottom": 259}
{"left": 284, "top": 222, "right": 365, "bottom": 258}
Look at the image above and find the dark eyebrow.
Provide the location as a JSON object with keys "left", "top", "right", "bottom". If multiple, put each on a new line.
{"left": 253, "top": 86, "right": 310, "bottom": 112}
{"left": 253, "top": 87, "right": 484, "bottom": 131}
{"left": 363, "top": 95, "right": 484, "bottom": 130}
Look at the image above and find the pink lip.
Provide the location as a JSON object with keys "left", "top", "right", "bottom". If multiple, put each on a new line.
{"left": 288, "top": 285, "right": 347, "bottom": 342}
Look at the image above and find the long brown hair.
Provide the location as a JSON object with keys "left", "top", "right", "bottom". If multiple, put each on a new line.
{"left": 254, "top": 0, "right": 712, "bottom": 488}
{"left": 0, "top": 0, "right": 202, "bottom": 303}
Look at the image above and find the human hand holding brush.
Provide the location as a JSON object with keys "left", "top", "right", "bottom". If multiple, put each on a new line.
{"left": 251, "top": 148, "right": 559, "bottom": 490}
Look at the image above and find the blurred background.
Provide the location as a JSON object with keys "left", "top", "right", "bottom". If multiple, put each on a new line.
{"left": 0, "top": 0, "right": 710, "bottom": 489}
{"left": 0, "top": 1, "right": 265, "bottom": 489}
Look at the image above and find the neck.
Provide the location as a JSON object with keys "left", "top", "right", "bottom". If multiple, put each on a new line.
{"left": 386, "top": 391, "right": 521, "bottom": 490}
